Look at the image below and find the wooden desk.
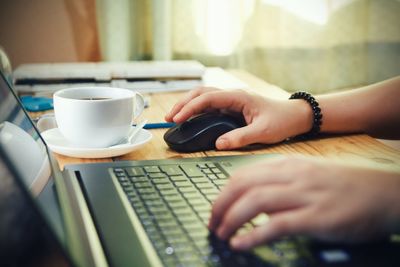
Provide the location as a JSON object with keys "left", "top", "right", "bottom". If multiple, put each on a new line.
{"left": 53, "top": 70, "right": 400, "bottom": 173}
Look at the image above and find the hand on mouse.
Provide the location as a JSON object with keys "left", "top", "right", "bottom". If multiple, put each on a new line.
{"left": 165, "top": 87, "right": 313, "bottom": 150}
{"left": 208, "top": 156, "right": 400, "bottom": 250}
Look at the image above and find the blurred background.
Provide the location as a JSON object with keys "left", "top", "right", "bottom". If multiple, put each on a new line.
{"left": 0, "top": 0, "right": 400, "bottom": 93}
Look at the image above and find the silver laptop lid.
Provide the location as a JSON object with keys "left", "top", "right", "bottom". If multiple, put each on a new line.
{"left": 0, "top": 70, "right": 73, "bottom": 266}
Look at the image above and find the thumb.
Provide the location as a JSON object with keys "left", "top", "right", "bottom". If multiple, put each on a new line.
{"left": 216, "top": 124, "right": 259, "bottom": 150}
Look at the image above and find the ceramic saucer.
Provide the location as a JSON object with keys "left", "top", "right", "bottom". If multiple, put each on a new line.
{"left": 41, "top": 127, "right": 152, "bottom": 158}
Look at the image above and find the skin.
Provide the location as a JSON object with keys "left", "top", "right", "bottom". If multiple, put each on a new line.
{"left": 164, "top": 76, "right": 400, "bottom": 250}
{"left": 209, "top": 157, "right": 400, "bottom": 250}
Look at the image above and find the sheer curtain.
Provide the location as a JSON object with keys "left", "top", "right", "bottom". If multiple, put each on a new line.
{"left": 95, "top": 0, "right": 400, "bottom": 93}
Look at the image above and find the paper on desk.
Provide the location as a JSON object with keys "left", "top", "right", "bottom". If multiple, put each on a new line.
{"left": 14, "top": 60, "right": 205, "bottom": 80}
{"left": 14, "top": 65, "right": 248, "bottom": 94}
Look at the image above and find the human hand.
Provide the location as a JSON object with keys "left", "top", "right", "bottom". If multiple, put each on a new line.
{"left": 165, "top": 87, "right": 313, "bottom": 150}
{"left": 209, "top": 156, "right": 400, "bottom": 250}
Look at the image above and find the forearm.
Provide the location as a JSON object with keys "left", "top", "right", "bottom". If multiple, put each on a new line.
{"left": 317, "top": 76, "right": 400, "bottom": 139}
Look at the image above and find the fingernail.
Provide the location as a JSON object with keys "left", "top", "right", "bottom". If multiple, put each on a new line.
{"left": 216, "top": 138, "right": 229, "bottom": 150}
{"left": 216, "top": 227, "right": 225, "bottom": 239}
{"left": 230, "top": 237, "right": 245, "bottom": 250}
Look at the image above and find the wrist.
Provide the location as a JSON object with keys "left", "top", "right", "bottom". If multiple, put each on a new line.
{"left": 289, "top": 92, "right": 323, "bottom": 139}
{"left": 290, "top": 99, "right": 314, "bottom": 137}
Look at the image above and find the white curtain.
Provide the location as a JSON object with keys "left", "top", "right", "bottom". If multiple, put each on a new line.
{"left": 95, "top": 0, "right": 400, "bottom": 93}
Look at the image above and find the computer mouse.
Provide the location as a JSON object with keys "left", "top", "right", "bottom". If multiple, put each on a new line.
{"left": 164, "top": 112, "right": 246, "bottom": 152}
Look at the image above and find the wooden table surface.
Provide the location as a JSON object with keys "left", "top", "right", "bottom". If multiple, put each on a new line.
{"left": 53, "top": 70, "right": 400, "bottom": 173}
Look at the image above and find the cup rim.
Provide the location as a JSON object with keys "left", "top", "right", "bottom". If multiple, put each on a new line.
{"left": 53, "top": 86, "right": 135, "bottom": 102}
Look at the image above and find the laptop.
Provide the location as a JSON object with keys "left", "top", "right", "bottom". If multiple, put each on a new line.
{"left": 1, "top": 70, "right": 400, "bottom": 267}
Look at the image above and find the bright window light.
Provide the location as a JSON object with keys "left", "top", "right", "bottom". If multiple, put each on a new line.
{"left": 263, "top": 0, "right": 330, "bottom": 25}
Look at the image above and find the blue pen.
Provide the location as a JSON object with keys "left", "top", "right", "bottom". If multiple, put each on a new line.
{"left": 140, "top": 122, "right": 176, "bottom": 129}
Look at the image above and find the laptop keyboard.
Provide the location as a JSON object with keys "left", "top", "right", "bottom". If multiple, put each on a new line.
{"left": 114, "top": 163, "right": 311, "bottom": 267}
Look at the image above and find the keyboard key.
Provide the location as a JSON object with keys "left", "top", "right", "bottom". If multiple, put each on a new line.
{"left": 128, "top": 195, "right": 141, "bottom": 203}
{"left": 179, "top": 186, "right": 197, "bottom": 193}
{"left": 161, "top": 226, "right": 184, "bottom": 236}
{"left": 180, "top": 164, "right": 204, "bottom": 177}
{"left": 141, "top": 193, "right": 160, "bottom": 200}
{"left": 130, "top": 176, "right": 148, "bottom": 183}
{"left": 193, "top": 205, "right": 211, "bottom": 213}
{"left": 211, "top": 168, "right": 221, "bottom": 174}
{"left": 207, "top": 174, "right": 218, "bottom": 180}
{"left": 190, "top": 177, "right": 209, "bottom": 184}
{"left": 125, "top": 167, "right": 145, "bottom": 177}
{"left": 196, "top": 183, "right": 215, "bottom": 189}
{"left": 173, "top": 207, "right": 194, "bottom": 216}
{"left": 148, "top": 173, "right": 167, "bottom": 179}
{"left": 213, "top": 180, "right": 227, "bottom": 186}
{"left": 197, "top": 163, "right": 208, "bottom": 169}
{"left": 116, "top": 173, "right": 128, "bottom": 180}
{"left": 200, "top": 188, "right": 219, "bottom": 195}
{"left": 137, "top": 188, "right": 157, "bottom": 194}
{"left": 114, "top": 168, "right": 125, "bottom": 173}
{"left": 159, "top": 188, "right": 179, "bottom": 196}
{"left": 206, "top": 163, "right": 216, "bottom": 168}
{"left": 205, "top": 193, "right": 219, "bottom": 202}
{"left": 158, "top": 220, "right": 179, "bottom": 228}
{"left": 144, "top": 199, "right": 165, "bottom": 207}
{"left": 134, "top": 181, "right": 153, "bottom": 188}
{"left": 120, "top": 181, "right": 131, "bottom": 188}
{"left": 144, "top": 166, "right": 161, "bottom": 173}
{"left": 174, "top": 181, "right": 193, "bottom": 188}
{"left": 217, "top": 173, "right": 228, "bottom": 179}
{"left": 152, "top": 178, "right": 171, "bottom": 184}
{"left": 187, "top": 198, "right": 209, "bottom": 207}
{"left": 122, "top": 185, "right": 134, "bottom": 192}
{"left": 164, "top": 194, "right": 184, "bottom": 202}
{"left": 148, "top": 205, "right": 169, "bottom": 214}
{"left": 170, "top": 175, "right": 187, "bottom": 182}
{"left": 182, "top": 192, "right": 204, "bottom": 200}
{"left": 168, "top": 201, "right": 188, "bottom": 209}
{"left": 134, "top": 206, "right": 147, "bottom": 215}
{"left": 188, "top": 228, "right": 209, "bottom": 239}
{"left": 160, "top": 165, "right": 184, "bottom": 176}
{"left": 156, "top": 183, "right": 175, "bottom": 190}
{"left": 183, "top": 223, "right": 207, "bottom": 233}
{"left": 177, "top": 214, "right": 199, "bottom": 224}
{"left": 202, "top": 169, "right": 213, "bottom": 175}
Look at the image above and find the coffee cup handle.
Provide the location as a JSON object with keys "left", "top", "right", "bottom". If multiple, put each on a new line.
{"left": 133, "top": 92, "right": 145, "bottom": 120}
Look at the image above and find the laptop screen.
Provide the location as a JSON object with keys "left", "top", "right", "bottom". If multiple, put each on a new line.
{"left": 0, "top": 73, "right": 50, "bottom": 195}
{"left": 0, "top": 72, "right": 73, "bottom": 266}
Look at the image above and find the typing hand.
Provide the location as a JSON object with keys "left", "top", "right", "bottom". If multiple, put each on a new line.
{"left": 208, "top": 156, "right": 400, "bottom": 250}
{"left": 165, "top": 87, "right": 312, "bottom": 150}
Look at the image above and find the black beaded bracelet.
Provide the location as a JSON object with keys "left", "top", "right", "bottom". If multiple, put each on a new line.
{"left": 289, "top": 91, "right": 323, "bottom": 139}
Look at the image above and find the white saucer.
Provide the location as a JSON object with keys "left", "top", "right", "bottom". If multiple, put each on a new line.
{"left": 41, "top": 127, "right": 152, "bottom": 158}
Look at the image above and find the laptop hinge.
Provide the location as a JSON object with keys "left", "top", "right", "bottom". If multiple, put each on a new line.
{"left": 54, "top": 168, "right": 108, "bottom": 267}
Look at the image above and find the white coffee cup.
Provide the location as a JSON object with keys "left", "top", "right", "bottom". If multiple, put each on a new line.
{"left": 54, "top": 87, "right": 145, "bottom": 148}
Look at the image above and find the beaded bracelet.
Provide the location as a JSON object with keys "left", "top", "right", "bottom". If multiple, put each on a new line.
{"left": 289, "top": 91, "right": 323, "bottom": 139}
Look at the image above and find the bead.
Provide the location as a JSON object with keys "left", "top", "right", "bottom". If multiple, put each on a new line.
{"left": 289, "top": 91, "right": 322, "bottom": 139}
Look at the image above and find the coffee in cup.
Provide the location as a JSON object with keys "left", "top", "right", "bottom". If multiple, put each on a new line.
{"left": 53, "top": 87, "right": 144, "bottom": 148}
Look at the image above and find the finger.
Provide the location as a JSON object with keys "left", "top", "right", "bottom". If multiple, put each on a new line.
{"left": 216, "top": 185, "right": 304, "bottom": 240}
{"left": 230, "top": 209, "right": 312, "bottom": 250}
{"left": 173, "top": 90, "right": 246, "bottom": 123}
{"left": 165, "top": 87, "right": 217, "bottom": 121}
{"left": 209, "top": 158, "right": 293, "bottom": 231}
{"left": 216, "top": 124, "right": 259, "bottom": 150}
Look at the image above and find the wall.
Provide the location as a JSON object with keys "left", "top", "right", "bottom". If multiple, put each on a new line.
{"left": 0, "top": 0, "right": 99, "bottom": 68}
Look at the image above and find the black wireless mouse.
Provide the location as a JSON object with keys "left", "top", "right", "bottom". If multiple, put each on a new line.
{"left": 164, "top": 112, "right": 246, "bottom": 152}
